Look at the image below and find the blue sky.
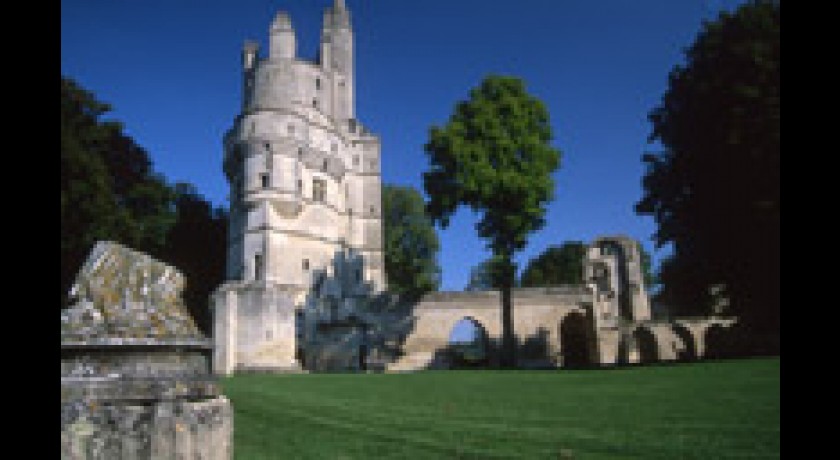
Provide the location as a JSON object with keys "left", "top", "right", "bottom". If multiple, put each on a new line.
{"left": 61, "top": 0, "right": 744, "bottom": 292}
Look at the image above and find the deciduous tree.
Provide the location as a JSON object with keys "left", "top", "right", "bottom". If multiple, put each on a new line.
{"left": 520, "top": 242, "right": 586, "bottom": 288}
{"left": 636, "top": 1, "right": 779, "bottom": 346}
{"left": 424, "top": 75, "right": 561, "bottom": 367}
{"left": 382, "top": 184, "right": 441, "bottom": 302}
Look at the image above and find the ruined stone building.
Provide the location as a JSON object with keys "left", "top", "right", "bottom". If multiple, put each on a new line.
{"left": 211, "top": 1, "right": 733, "bottom": 375}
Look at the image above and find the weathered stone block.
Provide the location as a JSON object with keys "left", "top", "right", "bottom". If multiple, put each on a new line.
{"left": 61, "top": 241, "right": 233, "bottom": 460}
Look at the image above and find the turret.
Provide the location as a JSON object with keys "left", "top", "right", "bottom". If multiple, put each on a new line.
{"left": 270, "top": 11, "right": 296, "bottom": 60}
{"left": 241, "top": 41, "right": 259, "bottom": 109}
{"left": 242, "top": 40, "right": 259, "bottom": 71}
{"left": 320, "top": 0, "right": 354, "bottom": 120}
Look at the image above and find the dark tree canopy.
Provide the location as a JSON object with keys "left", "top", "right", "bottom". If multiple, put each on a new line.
{"left": 382, "top": 184, "right": 440, "bottom": 302}
{"left": 162, "top": 183, "right": 229, "bottom": 333}
{"left": 424, "top": 75, "right": 561, "bottom": 366}
{"left": 636, "top": 1, "right": 779, "bottom": 343}
{"left": 61, "top": 75, "right": 228, "bottom": 334}
{"left": 520, "top": 242, "right": 586, "bottom": 288}
{"left": 61, "top": 76, "right": 175, "bottom": 307}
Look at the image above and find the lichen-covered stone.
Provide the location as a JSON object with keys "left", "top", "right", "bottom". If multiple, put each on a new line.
{"left": 61, "top": 241, "right": 202, "bottom": 341}
{"left": 61, "top": 241, "right": 233, "bottom": 459}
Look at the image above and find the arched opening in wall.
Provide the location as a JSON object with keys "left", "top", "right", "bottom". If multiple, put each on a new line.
{"left": 447, "top": 317, "right": 489, "bottom": 368}
{"left": 632, "top": 327, "right": 659, "bottom": 364}
{"left": 704, "top": 324, "right": 735, "bottom": 359}
{"left": 671, "top": 324, "right": 697, "bottom": 361}
{"left": 560, "top": 311, "right": 593, "bottom": 368}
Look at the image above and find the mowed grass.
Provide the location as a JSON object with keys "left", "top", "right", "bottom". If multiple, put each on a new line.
{"left": 221, "top": 357, "right": 779, "bottom": 459}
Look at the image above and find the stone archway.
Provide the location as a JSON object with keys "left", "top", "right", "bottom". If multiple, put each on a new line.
{"left": 448, "top": 317, "right": 490, "bottom": 368}
{"left": 671, "top": 323, "right": 697, "bottom": 361}
{"left": 632, "top": 326, "right": 659, "bottom": 363}
{"left": 560, "top": 311, "right": 592, "bottom": 368}
{"left": 704, "top": 324, "right": 732, "bottom": 359}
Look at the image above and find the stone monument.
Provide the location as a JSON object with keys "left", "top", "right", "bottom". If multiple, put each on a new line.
{"left": 61, "top": 241, "right": 233, "bottom": 459}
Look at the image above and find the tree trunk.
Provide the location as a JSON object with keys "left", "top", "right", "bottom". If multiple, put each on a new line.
{"left": 500, "top": 282, "right": 515, "bottom": 368}
{"left": 499, "top": 255, "right": 516, "bottom": 368}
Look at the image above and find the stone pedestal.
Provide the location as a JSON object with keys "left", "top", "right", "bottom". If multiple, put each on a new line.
{"left": 61, "top": 340, "right": 232, "bottom": 459}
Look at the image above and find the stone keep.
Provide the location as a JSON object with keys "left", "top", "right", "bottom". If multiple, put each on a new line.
{"left": 213, "top": 0, "right": 384, "bottom": 374}
{"left": 61, "top": 242, "right": 233, "bottom": 459}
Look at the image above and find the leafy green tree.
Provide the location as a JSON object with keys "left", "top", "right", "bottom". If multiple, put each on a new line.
{"left": 61, "top": 81, "right": 121, "bottom": 305}
{"left": 465, "top": 256, "right": 506, "bottom": 291}
{"left": 424, "top": 75, "right": 561, "bottom": 367}
{"left": 61, "top": 75, "right": 176, "bottom": 307}
{"left": 520, "top": 242, "right": 586, "bottom": 287}
{"left": 382, "top": 184, "right": 441, "bottom": 301}
{"left": 636, "top": 1, "right": 779, "bottom": 344}
{"left": 61, "top": 76, "right": 226, "bottom": 330}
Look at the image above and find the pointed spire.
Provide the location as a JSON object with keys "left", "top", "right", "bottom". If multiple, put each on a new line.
{"left": 269, "top": 10, "right": 296, "bottom": 59}
{"left": 331, "top": 0, "right": 351, "bottom": 29}
{"left": 271, "top": 11, "right": 293, "bottom": 31}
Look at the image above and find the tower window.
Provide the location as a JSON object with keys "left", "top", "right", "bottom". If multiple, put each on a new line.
{"left": 298, "top": 147, "right": 303, "bottom": 159}
{"left": 260, "top": 173, "right": 270, "bottom": 189}
{"left": 303, "top": 259, "right": 310, "bottom": 271}
{"left": 254, "top": 254, "right": 264, "bottom": 281}
{"left": 297, "top": 179, "right": 302, "bottom": 191}
{"left": 313, "top": 99, "right": 319, "bottom": 109}
{"left": 264, "top": 142, "right": 270, "bottom": 152}
{"left": 315, "top": 78, "right": 321, "bottom": 90}
{"left": 322, "top": 159, "right": 328, "bottom": 172}
{"left": 313, "top": 179, "right": 326, "bottom": 203}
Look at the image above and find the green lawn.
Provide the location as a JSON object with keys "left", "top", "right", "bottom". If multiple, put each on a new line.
{"left": 220, "top": 358, "right": 779, "bottom": 459}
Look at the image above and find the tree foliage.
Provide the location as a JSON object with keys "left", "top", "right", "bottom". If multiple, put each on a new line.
{"left": 520, "top": 242, "right": 586, "bottom": 288}
{"left": 61, "top": 76, "right": 227, "bottom": 334}
{"left": 382, "top": 184, "right": 440, "bottom": 301}
{"left": 636, "top": 1, "right": 779, "bottom": 341}
{"left": 465, "top": 256, "right": 506, "bottom": 292}
{"left": 163, "top": 183, "right": 229, "bottom": 333}
{"left": 424, "top": 75, "right": 561, "bottom": 366}
{"left": 61, "top": 76, "right": 175, "bottom": 306}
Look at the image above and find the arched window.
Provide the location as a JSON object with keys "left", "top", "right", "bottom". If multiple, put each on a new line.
{"left": 560, "top": 312, "right": 592, "bottom": 368}
{"left": 313, "top": 179, "right": 326, "bottom": 202}
{"left": 632, "top": 327, "right": 659, "bottom": 363}
{"left": 254, "top": 254, "right": 264, "bottom": 281}
{"left": 671, "top": 324, "right": 696, "bottom": 361}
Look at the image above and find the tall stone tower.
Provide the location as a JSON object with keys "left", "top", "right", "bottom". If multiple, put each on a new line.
{"left": 212, "top": 0, "right": 384, "bottom": 375}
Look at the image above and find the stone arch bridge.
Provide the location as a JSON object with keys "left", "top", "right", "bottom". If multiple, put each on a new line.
{"left": 385, "top": 288, "right": 735, "bottom": 371}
